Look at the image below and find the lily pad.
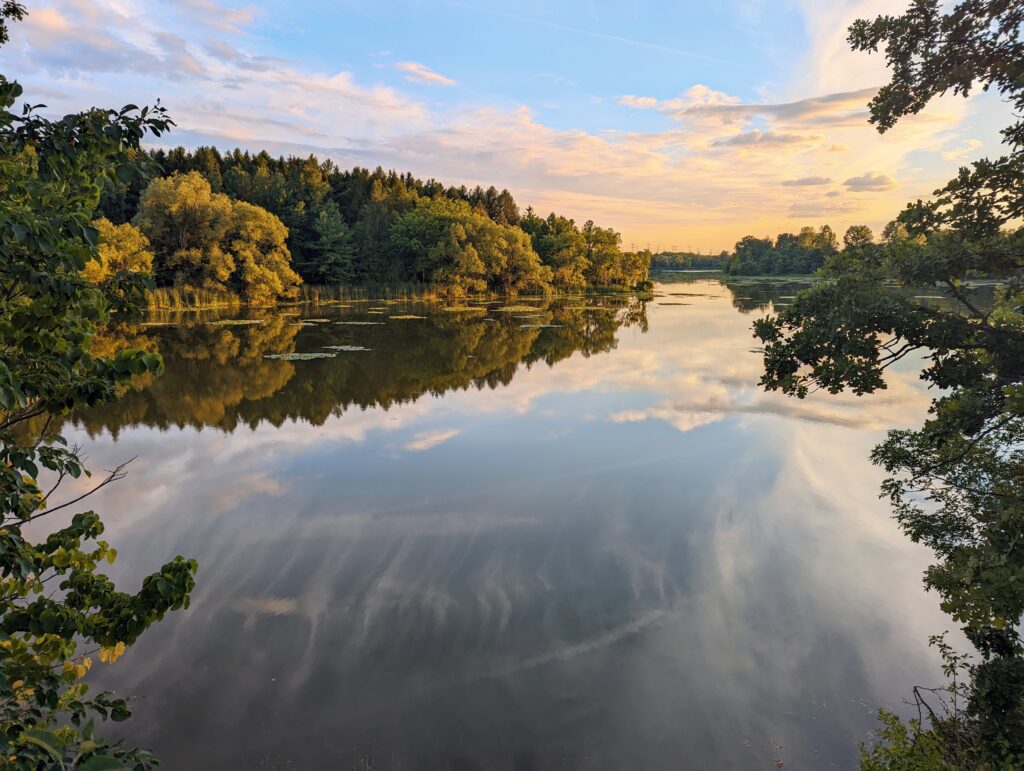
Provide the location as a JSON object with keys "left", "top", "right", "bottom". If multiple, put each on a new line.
{"left": 496, "top": 305, "right": 544, "bottom": 312}
{"left": 335, "top": 321, "right": 385, "bottom": 325}
{"left": 208, "top": 319, "right": 264, "bottom": 326}
{"left": 390, "top": 314, "right": 426, "bottom": 320}
{"left": 520, "top": 323, "right": 564, "bottom": 329}
{"left": 263, "top": 352, "right": 337, "bottom": 361}
{"left": 324, "top": 345, "right": 371, "bottom": 352}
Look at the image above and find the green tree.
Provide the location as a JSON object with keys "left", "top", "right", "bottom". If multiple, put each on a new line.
{"left": 298, "top": 202, "right": 355, "bottom": 284}
{"left": 843, "top": 224, "right": 875, "bottom": 250}
{"left": 0, "top": 5, "right": 196, "bottom": 766}
{"left": 525, "top": 213, "right": 590, "bottom": 289}
{"left": 755, "top": 1, "right": 1024, "bottom": 764}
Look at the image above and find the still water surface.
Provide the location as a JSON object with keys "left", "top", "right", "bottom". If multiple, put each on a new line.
{"left": 62, "top": 277, "right": 954, "bottom": 769}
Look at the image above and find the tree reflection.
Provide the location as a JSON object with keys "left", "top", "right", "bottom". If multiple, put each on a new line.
{"left": 70, "top": 299, "right": 648, "bottom": 435}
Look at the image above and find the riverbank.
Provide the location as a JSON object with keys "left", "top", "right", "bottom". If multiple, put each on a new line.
{"left": 147, "top": 283, "right": 650, "bottom": 310}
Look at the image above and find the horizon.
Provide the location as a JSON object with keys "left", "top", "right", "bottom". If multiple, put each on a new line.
{"left": 2, "top": 0, "right": 1012, "bottom": 251}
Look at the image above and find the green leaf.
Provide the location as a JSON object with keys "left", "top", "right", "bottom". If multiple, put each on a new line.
{"left": 77, "top": 756, "right": 126, "bottom": 771}
{"left": 23, "top": 728, "right": 67, "bottom": 766}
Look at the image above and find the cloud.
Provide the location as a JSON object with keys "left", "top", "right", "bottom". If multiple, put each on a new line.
{"left": 177, "top": 0, "right": 257, "bottom": 34}
{"left": 4, "top": 0, "right": 999, "bottom": 251}
{"left": 621, "top": 85, "right": 877, "bottom": 130}
{"left": 618, "top": 95, "right": 660, "bottom": 109}
{"left": 404, "top": 429, "right": 461, "bottom": 451}
{"left": 395, "top": 61, "right": 456, "bottom": 87}
{"left": 942, "top": 138, "right": 982, "bottom": 161}
{"left": 843, "top": 172, "right": 898, "bottom": 191}
{"left": 781, "top": 176, "right": 832, "bottom": 186}
{"left": 713, "top": 129, "right": 823, "bottom": 147}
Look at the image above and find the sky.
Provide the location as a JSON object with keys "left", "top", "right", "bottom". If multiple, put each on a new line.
{"left": 1, "top": 0, "right": 1014, "bottom": 251}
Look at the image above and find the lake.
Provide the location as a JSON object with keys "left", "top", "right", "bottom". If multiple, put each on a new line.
{"left": 56, "top": 276, "right": 954, "bottom": 769}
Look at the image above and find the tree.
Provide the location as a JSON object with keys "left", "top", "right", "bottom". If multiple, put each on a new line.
{"left": 226, "top": 201, "right": 301, "bottom": 304}
{"left": 526, "top": 213, "right": 590, "bottom": 289}
{"left": 0, "top": 5, "right": 196, "bottom": 765}
{"left": 134, "top": 171, "right": 235, "bottom": 287}
{"left": 135, "top": 172, "right": 300, "bottom": 302}
{"left": 843, "top": 224, "right": 875, "bottom": 250}
{"left": 82, "top": 219, "right": 154, "bottom": 284}
{"left": 297, "top": 202, "right": 355, "bottom": 284}
{"left": 755, "top": 2, "right": 1024, "bottom": 764}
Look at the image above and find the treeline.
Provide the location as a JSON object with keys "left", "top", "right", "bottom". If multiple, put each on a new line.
{"left": 650, "top": 251, "right": 729, "bottom": 270}
{"left": 96, "top": 147, "right": 652, "bottom": 302}
{"left": 650, "top": 224, "right": 908, "bottom": 276}
{"left": 725, "top": 223, "right": 906, "bottom": 276}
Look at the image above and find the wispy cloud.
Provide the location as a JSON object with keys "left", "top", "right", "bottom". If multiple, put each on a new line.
{"left": 404, "top": 429, "right": 460, "bottom": 452}
{"left": 445, "top": 1, "right": 750, "bottom": 68}
{"left": 782, "top": 176, "right": 832, "bottom": 186}
{"left": 3, "top": 0, "right": 1000, "bottom": 251}
{"left": 395, "top": 61, "right": 455, "bottom": 87}
{"left": 843, "top": 172, "right": 897, "bottom": 192}
{"left": 712, "top": 129, "right": 823, "bottom": 148}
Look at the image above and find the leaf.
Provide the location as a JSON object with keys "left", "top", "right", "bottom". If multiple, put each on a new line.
{"left": 77, "top": 756, "right": 126, "bottom": 770}
{"left": 22, "top": 728, "right": 66, "bottom": 766}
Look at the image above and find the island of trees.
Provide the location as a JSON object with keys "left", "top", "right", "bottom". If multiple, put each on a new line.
{"left": 93, "top": 150, "right": 653, "bottom": 305}
{"left": 651, "top": 223, "right": 918, "bottom": 276}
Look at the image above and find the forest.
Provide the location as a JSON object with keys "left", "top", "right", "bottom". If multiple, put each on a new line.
{"left": 94, "top": 148, "right": 653, "bottom": 304}
{"left": 652, "top": 223, "right": 917, "bottom": 276}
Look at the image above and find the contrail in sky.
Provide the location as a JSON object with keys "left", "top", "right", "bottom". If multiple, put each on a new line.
{"left": 446, "top": 1, "right": 753, "bottom": 69}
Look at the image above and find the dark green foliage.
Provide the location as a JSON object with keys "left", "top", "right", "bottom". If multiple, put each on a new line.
{"left": 650, "top": 251, "right": 729, "bottom": 270}
{"left": 1, "top": 10, "right": 196, "bottom": 767}
{"left": 756, "top": 1, "right": 1024, "bottom": 766}
{"left": 100, "top": 149, "right": 650, "bottom": 295}
{"left": 727, "top": 226, "right": 838, "bottom": 275}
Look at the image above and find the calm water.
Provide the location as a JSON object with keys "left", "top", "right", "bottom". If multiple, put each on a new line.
{"left": 53, "top": 277, "right": 955, "bottom": 769}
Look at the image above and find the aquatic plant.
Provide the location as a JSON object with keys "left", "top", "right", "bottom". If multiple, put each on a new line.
{"left": 263, "top": 352, "right": 337, "bottom": 361}
{"left": 495, "top": 305, "right": 544, "bottom": 312}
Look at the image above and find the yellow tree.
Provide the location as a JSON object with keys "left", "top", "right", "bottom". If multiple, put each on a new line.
{"left": 135, "top": 171, "right": 300, "bottom": 302}
{"left": 228, "top": 201, "right": 301, "bottom": 304}
{"left": 82, "top": 218, "right": 154, "bottom": 283}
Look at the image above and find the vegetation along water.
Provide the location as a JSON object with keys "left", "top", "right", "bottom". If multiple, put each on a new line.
{"left": 1, "top": 0, "right": 1024, "bottom": 768}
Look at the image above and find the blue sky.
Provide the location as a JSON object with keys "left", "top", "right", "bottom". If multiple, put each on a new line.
{"left": 1, "top": 0, "right": 1011, "bottom": 249}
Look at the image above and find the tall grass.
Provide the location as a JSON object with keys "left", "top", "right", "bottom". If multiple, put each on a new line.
{"left": 147, "top": 287, "right": 246, "bottom": 310}
{"left": 297, "top": 283, "right": 443, "bottom": 303}
{"left": 148, "top": 281, "right": 638, "bottom": 310}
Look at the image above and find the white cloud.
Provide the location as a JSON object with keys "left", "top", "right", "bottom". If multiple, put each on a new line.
{"left": 1, "top": 0, "right": 1006, "bottom": 251}
{"left": 844, "top": 172, "right": 898, "bottom": 191}
{"left": 395, "top": 61, "right": 456, "bottom": 87}
{"left": 404, "top": 429, "right": 460, "bottom": 451}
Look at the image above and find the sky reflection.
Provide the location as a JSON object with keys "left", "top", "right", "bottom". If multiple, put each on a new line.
{"left": 58, "top": 279, "right": 950, "bottom": 769}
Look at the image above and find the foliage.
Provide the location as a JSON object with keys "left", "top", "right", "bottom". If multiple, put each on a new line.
{"left": 82, "top": 218, "right": 154, "bottom": 285}
{"left": 753, "top": 1, "right": 1024, "bottom": 765}
{"left": 134, "top": 171, "right": 300, "bottom": 303}
{"left": 727, "top": 225, "right": 838, "bottom": 275}
{"left": 102, "top": 149, "right": 649, "bottom": 298}
{"left": 0, "top": 6, "right": 196, "bottom": 767}
{"left": 649, "top": 250, "right": 729, "bottom": 270}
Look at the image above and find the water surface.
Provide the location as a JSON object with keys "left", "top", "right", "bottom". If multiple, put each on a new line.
{"left": 58, "top": 278, "right": 953, "bottom": 769}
